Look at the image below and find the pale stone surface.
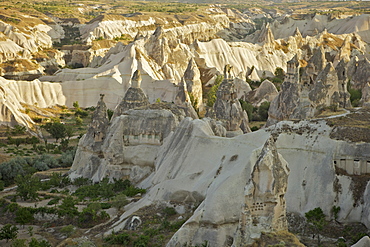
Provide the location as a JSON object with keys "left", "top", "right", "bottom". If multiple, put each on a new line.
{"left": 112, "top": 70, "right": 149, "bottom": 119}
{"left": 183, "top": 58, "right": 203, "bottom": 110}
{"left": 99, "top": 118, "right": 370, "bottom": 246}
{"left": 267, "top": 54, "right": 351, "bottom": 125}
{"left": 211, "top": 75, "right": 251, "bottom": 134}
{"left": 352, "top": 236, "right": 370, "bottom": 247}
{"left": 0, "top": 77, "right": 66, "bottom": 127}
{"left": 246, "top": 79, "right": 278, "bottom": 106}
{"left": 361, "top": 82, "right": 370, "bottom": 107}
{"left": 234, "top": 136, "right": 289, "bottom": 246}
{"left": 70, "top": 95, "right": 197, "bottom": 183}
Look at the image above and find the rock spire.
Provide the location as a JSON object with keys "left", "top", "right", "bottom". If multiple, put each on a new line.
{"left": 234, "top": 135, "right": 290, "bottom": 245}
{"left": 112, "top": 70, "right": 149, "bottom": 118}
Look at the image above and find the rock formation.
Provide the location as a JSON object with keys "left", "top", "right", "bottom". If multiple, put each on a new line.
{"left": 246, "top": 79, "right": 278, "bottom": 106}
{"left": 70, "top": 89, "right": 198, "bottom": 183}
{"left": 361, "top": 82, "right": 370, "bottom": 107}
{"left": 267, "top": 54, "right": 351, "bottom": 125}
{"left": 112, "top": 70, "right": 149, "bottom": 119}
{"left": 183, "top": 58, "right": 203, "bottom": 110}
{"left": 210, "top": 68, "right": 251, "bottom": 136}
{"left": 234, "top": 136, "right": 289, "bottom": 246}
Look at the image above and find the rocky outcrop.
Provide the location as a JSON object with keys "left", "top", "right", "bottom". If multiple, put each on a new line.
{"left": 183, "top": 58, "right": 203, "bottom": 110}
{"left": 267, "top": 55, "right": 351, "bottom": 125}
{"left": 361, "top": 82, "right": 370, "bottom": 107}
{"left": 105, "top": 118, "right": 370, "bottom": 246}
{"left": 70, "top": 99, "right": 197, "bottom": 183}
{"left": 246, "top": 79, "right": 278, "bottom": 106}
{"left": 234, "top": 136, "right": 289, "bottom": 246}
{"left": 352, "top": 236, "right": 370, "bottom": 247}
{"left": 112, "top": 70, "right": 149, "bottom": 119}
{"left": 211, "top": 74, "right": 251, "bottom": 136}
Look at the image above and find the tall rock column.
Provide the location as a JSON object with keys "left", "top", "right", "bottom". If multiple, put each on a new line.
{"left": 212, "top": 65, "right": 251, "bottom": 136}
{"left": 69, "top": 94, "right": 109, "bottom": 178}
{"left": 234, "top": 135, "right": 290, "bottom": 246}
{"left": 112, "top": 70, "right": 150, "bottom": 119}
{"left": 183, "top": 58, "right": 203, "bottom": 111}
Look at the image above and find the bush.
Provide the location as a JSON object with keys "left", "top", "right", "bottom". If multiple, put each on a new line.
{"left": 60, "top": 225, "right": 74, "bottom": 237}
{"left": 33, "top": 154, "right": 58, "bottom": 171}
{"left": 16, "top": 174, "right": 41, "bottom": 201}
{"left": 258, "top": 102, "right": 270, "bottom": 121}
{"left": 58, "top": 148, "right": 76, "bottom": 167}
{"left": 104, "top": 232, "right": 131, "bottom": 245}
{"left": 15, "top": 207, "right": 34, "bottom": 225}
{"left": 163, "top": 207, "right": 177, "bottom": 216}
{"left": 75, "top": 108, "right": 89, "bottom": 118}
{"left": 0, "top": 157, "right": 27, "bottom": 185}
{"left": 239, "top": 99, "right": 253, "bottom": 120}
{"left": 206, "top": 75, "right": 223, "bottom": 107}
{"left": 0, "top": 224, "right": 18, "bottom": 243}
{"left": 29, "top": 238, "right": 51, "bottom": 247}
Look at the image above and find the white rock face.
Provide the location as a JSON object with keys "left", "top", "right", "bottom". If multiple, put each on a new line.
{"left": 103, "top": 118, "right": 370, "bottom": 246}
{"left": 269, "top": 14, "right": 370, "bottom": 43}
{"left": 352, "top": 236, "right": 370, "bottom": 247}
{"left": 0, "top": 77, "right": 66, "bottom": 127}
{"left": 233, "top": 136, "right": 289, "bottom": 246}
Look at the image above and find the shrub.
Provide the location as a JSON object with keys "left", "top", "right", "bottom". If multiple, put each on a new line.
{"left": 0, "top": 157, "right": 27, "bottom": 184}
{"left": 16, "top": 174, "right": 41, "bottom": 201}
{"left": 258, "top": 102, "right": 270, "bottom": 121}
{"left": 163, "top": 207, "right": 177, "bottom": 216}
{"left": 60, "top": 225, "right": 75, "bottom": 237}
{"left": 28, "top": 238, "right": 51, "bottom": 247}
{"left": 0, "top": 224, "right": 18, "bottom": 243}
{"left": 104, "top": 232, "right": 131, "bottom": 245}
{"left": 58, "top": 148, "right": 76, "bottom": 167}
{"left": 206, "top": 75, "right": 223, "bottom": 107}
{"left": 75, "top": 108, "right": 88, "bottom": 118}
{"left": 15, "top": 207, "right": 34, "bottom": 225}
{"left": 239, "top": 99, "right": 253, "bottom": 120}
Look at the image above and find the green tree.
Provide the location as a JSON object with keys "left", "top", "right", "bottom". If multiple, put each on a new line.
{"left": 274, "top": 67, "right": 285, "bottom": 80}
{"left": 258, "top": 102, "right": 270, "bottom": 121}
{"left": 58, "top": 196, "right": 78, "bottom": 217}
{"left": 15, "top": 207, "right": 34, "bottom": 226}
{"left": 206, "top": 75, "right": 223, "bottom": 107}
{"left": 112, "top": 194, "right": 128, "bottom": 210}
{"left": 0, "top": 157, "right": 26, "bottom": 186}
{"left": 65, "top": 125, "right": 74, "bottom": 140}
{"left": 239, "top": 99, "right": 253, "bottom": 120}
{"left": 28, "top": 238, "right": 51, "bottom": 247}
{"left": 16, "top": 174, "right": 40, "bottom": 201}
{"left": 107, "top": 109, "right": 114, "bottom": 121}
{"left": 42, "top": 122, "right": 67, "bottom": 143}
{"left": 73, "top": 101, "right": 79, "bottom": 109}
{"left": 75, "top": 116, "right": 83, "bottom": 125}
{"left": 0, "top": 224, "right": 18, "bottom": 242}
{"left": 305, "top": 207, "right": 327, "bottom": 246}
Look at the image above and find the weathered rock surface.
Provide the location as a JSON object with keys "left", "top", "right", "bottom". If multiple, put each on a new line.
{"left": 246, "top": 79, "right": 278, "bottom": 106}
{"left": 70, "top": 97, "right": 197, "bottom": 183}
{"left": 210, "top": 75, "right": 251, "bottom": 135}
{"left": 105, "top": 118, "right": 370, "bottom": 246}
{"left": 267, "top": 55, "right": 351, "bottom": 125}
{"left": 183, "top": 58, "right": 203, "bottom": 110}
{"left": 352, "top": 236, "right": 370, "bottom": 247}
{"left": 233, "top": 136, "right": 289, "bottom": 246}
{"left": 112, "top": 70, "right": 149, "bottom": 119}
{"left": 361, "top": 82, "right": 370, "bottom": 107}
